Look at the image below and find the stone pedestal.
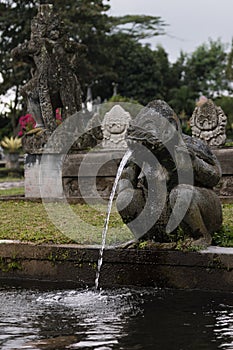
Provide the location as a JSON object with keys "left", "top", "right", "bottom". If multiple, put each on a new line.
{"left": 25, "top": 153, "right": 64, "bottom": 198}
{"left": 24, "top": 151, "right": 125, "bottom": 201}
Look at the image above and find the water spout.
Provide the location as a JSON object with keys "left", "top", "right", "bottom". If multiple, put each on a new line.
{"left": 95, "top": 149, "right": 132, "bottom": 290}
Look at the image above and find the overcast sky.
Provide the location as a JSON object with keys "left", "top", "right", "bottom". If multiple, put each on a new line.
{"left": 108, "top": 0, "right": 233, "bottom": 62}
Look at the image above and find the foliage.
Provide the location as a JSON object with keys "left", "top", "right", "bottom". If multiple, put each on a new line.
{"left": 18, "top": 109, "right": 62, "bottom": 136}
{"left": 1, "top": 136, "right": 22, "bottom": 153}
{"left": 212, "top": 204, "right": 233, "bottom": 247}
{"left": 109, "top": 14, "right": 166, "bottom": 40}
{"left": 108, "top": 94, "right": 138, "bottom": 104}
{"left": 179, "top": 111, "right": 192, "bottom": 135}
{"left": 0, "top": 117, "right": 12, "bottom": 139}
{"left": 0, "top": 0, "right": 166, "bottom": 132}
{"left": 214, "top": 96, "right": 233, "bottom": 139}
{"left": 0, "top": 175, "right": 23, "bottom": 183}
{"left": 0, "top": 199, "right": 232, "bottom": 247}
{"left": 1, "top": 2, "right": 233, "bottom": 137}
{"left": 0, "top": 166, "right": 24, "bottom": 178}
{"left": 55, "top": 108, "right": 62, "bottom": 125}
{"left": 0, "top": 201, "right": 132, "bottom": 245}
{"left": 18, "top": 113, "right": 36, "bottom": 136}
{"left": 0, "top": 186, "right": 24, "bottom": 196}
{"left": 182, "top": 39, "right": 231, "bottom": 98}
{"left": 226, "top": 38, "right": 233, "bottom": 81}
{"left": 168, "top": 85, "right": 197, "bottom": 117}
{"left": 0, "top": 0, "right": 38, "bottom": 134}
{"left": 165, "top": 40, "right": 233, "bottom": 119}
{"left": 213, "top": 226, "right": 233, "bottom": 247}
{"left": 109, "top": 36, "right": 171, "bottom": 105}
{"left": 173, "top": 204, "right": 233, "bottom": 249}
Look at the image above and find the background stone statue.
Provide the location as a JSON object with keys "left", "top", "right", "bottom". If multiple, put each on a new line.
{"left": 12, "top": 4, "right": 82, "bottom": 132}
{"left": 190, "top": 97, "right": 227, "bottom": 147}
{"left": 116, "top": 100, "right": 223, "bottom": 247}
{"left": 101, "top": 105, "right": 131, "bottom": 149}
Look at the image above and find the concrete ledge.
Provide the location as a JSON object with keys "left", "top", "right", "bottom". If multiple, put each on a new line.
{"left": 0, "top": 242, "right": 233, "bottom": 291}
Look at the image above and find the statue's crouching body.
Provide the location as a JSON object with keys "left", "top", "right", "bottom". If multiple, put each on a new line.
{"left": 116, "top": 100, "right": 222, "bottom": 247}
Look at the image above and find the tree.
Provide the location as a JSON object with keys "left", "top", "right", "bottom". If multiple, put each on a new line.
{"left": 165, "top": 51, "right": 198, "bottom": 116}
{"left": 0, "top": 0, "right": 112, "bottom": 133}
{"left": 226, "top": 38, "right": 233, "bottom": 83}
{"left": 107, "top": 35, "right": 171, "bottom": 105}
{"left": 168, "top": 85, "right": 197, "bottom": 117}
{"left": 0, "top": 0, "right": 38, "bottom": 134}
{"left": 109, "top": 14, "right": 166, "bottom": 40}
{"left": 214, "top": 96, "right": 233, "bottom": 139}
{"left": 0, "top": 0, "right": 166, "bottom": 135}
{"left": 183, "top": 39, "right": 231, "bottom": 98}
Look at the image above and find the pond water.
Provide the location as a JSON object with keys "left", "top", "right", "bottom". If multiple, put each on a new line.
{"left": 0, "top": 284, "right": 233, "bottom": 350}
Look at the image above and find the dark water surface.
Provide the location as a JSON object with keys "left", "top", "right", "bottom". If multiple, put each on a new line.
{"left": 0, "top": 284, "right": 233, "bottom": 350}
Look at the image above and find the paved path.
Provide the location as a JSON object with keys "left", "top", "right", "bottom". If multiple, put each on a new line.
{"left": 0, "top": 181, "right": 24, "bottom": 190}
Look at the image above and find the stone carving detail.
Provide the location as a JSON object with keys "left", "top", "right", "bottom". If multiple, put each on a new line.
{"left": 101, "top": 105, "right": 131, "bottom": 149}
{"left": 190, "top": 98, "right": 227, "bottom": 147}
{"left": 214, "top": 176, "right": 233, "bottom": 197}
{"left": 63, "top": 177, "right": 115, "bottom": 198}
{"left": 116, "top": 100, "right": 223, "bottom": 247}
{"left": 22, "top": 128, "right": 50, "bottom": 154}
{"left": 12, "top": 4, "right": 82, "bottom": 133}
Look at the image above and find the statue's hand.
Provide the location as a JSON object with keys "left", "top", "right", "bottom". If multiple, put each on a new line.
{"left": 117, "top": 161, "right": 140, "bottom": 194}
{"left": 117, "top": 178, "right": 133, "bottom": 193}
{"left": 116, "top": 162, "right": 145, "bottom": 229}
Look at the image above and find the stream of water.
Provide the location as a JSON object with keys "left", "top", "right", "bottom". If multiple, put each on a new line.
{"left": 95, "top": 149, "right": 132, "bottom": 290}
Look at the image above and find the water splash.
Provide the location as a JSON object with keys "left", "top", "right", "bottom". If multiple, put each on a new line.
{"left": 95, "top": 149, "right": 132, "bottom": 290}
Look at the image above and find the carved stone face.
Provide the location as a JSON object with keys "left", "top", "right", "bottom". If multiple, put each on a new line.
{"left": 101, "top": 105, "right": 132, "bottom": 149}
{"left": 190, "top": 99, "right": 227, "bottom": 146}
{"left": 195, "top": 102, "right": 218, "bottom": 130}
{"left": 106, "top": 121, "right": 126, "bottom": 135}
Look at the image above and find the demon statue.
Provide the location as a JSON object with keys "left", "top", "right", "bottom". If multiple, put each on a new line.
{"left": 12, "top": 4, "right": 82, "bottom": 133}
{"left": 116, "top": 100, "right": 222, "bottom": 248}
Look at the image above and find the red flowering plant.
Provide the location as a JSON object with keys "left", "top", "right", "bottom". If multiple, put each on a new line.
{"left": 18, "top": 109, "right": 62, "bottom": 136}
{"left": 18, "top": 114, "right": 36, "bottom": 136}
{"left": 55, "top": 108, "right": 62, "bottom": 125}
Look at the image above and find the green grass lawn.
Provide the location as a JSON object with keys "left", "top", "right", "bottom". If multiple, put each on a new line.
{"left": 0, "top": 187, "right": 24, "bottom": 196}
{"left": 0, "top": 189, "right": 232, "bottom": 247}
{"left": 0, "top": 177, "right": 24, "bottom": 183}
{"left": 0, "top": 174, "right": 24, "bottom": 197}
{"left": 0, "top": 201, "right": 132, "bottom": 245}
{"left": 212, "top": 204, "right": 233, "bottom": 247}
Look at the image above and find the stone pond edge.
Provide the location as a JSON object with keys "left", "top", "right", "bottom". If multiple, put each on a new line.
{"left": 0, "top": 241, "right": 233, "bottom": 292}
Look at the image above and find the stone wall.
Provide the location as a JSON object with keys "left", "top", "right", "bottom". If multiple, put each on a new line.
{"left": 24, "top": 148, "right": 233, "bottom": 202}
{"left": 0, "top": 242, "right": 233, "bottom": 291}
{"left": 62, "top": 151, "right": 125, "bottom": 202}
{"left": 213, "top": 148, "right": 233, "bottom": 202}
{"left": 24, "top": 151, "right": 125, "bottom": 201}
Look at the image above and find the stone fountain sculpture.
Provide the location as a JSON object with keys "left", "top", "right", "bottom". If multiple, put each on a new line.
{"left": 116, "top": 100, "right": 223, "bottom": 247}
